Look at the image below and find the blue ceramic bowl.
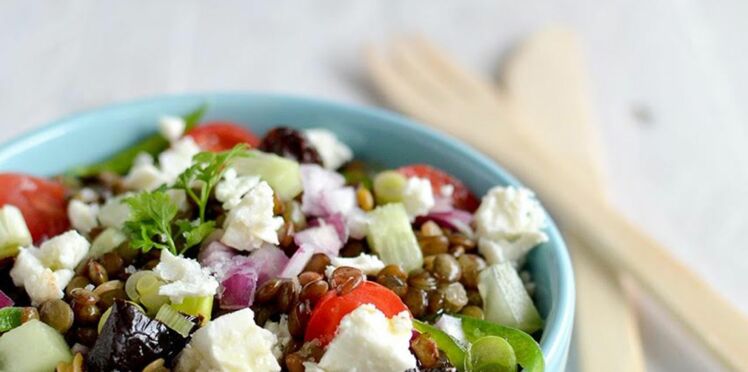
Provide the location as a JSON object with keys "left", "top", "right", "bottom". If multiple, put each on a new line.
{"left": 0, "top": 93, "right": 574, "bottom": 370}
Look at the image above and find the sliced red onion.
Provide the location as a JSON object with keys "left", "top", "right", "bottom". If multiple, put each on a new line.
{"left": 217, "top": 245, "right": 288, "bottom": 309}
{"left": 300, "top": 164, "right": 345, "bottom": 216}
{"left": 293, "top": 224, "right": 342, "bottom": 257}
{"left": 318, "top": 187, "right": 356, "bottom": 217}
{"left": 249, "top": 245, "right": 290, "bottom": 286}
{"left": 0, "top": 290, "right": 13, "bottom": 308}
{"left": 219, "top": 266, "right": 259, "bottom": 309}
{"left": 309, "top": 213, "right": 348, "bottom": 244}
{"left": 279, "top": 245, "right": 315, "bottom": 278}
{"left": 198, "top": 241, "right": 238, "bottom": 277}
{"left": 417, "top": 209, "right": 474, "bottom": 237}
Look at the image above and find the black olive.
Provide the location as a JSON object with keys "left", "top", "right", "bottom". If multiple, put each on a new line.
{"left": 258, "top": 127, "right": 323, "bottom": 165}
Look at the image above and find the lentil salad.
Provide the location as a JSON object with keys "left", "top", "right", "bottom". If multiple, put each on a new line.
{"left": 0, "top": 106, "right": 547, "bottom": 372}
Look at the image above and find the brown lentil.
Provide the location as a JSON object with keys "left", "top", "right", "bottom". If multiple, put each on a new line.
{"left": 411, "top": 333, "right": 440, "bottom": 368}
{"left": 87, "top": 260, "right": 109, "bottom": 286}
{"left": 65, "top": 276, "right": 90, "bottom": 298}
{"left": 278, "top": 221, "right": 295, "bottom": 248}
{"left": 329, "top": 267, "right": 364, "bottom": 295}
{"left": 440, "top": 282, "right": 468, "bottom": 313}
{"left": 420, "top": 220, "right": 443, "bottom": 237}
{"left": 430, "top": 254, "right": 461, "bottom": 283}
{"left": 422, "top": 255, "right": 436, "bottom": 272}
{"left": 283, "top": 200, "right": 307, "bottom": 230}
{"left": 448, "top": 245, "right": 466, "bottom": 257}
{"left": 376, "top": 274, "right": 408, "bottom": 298}
{"left": 276, "top": 280, "right": 300, "bottom": 313}
{"left": 407, "top": 270, "right": 437, "bottom": 291}
{"left": 403, "top": 287, "right": 428, "bottom": 317}
{"left": 460, "top": 305, "right": 485, "bottom": 319}
{"left": 255, "top": 279, "right": 283, "bottom": 304}
{"left": 99, "top": 252, "right": 124, "bottom": 277}
{"left": 339, "top": 240, "right": 365, "bottom": 258}
{"left": 142, "top": 259, "right": 160, "bottom": 271}
{"left": 427, "top": 290, "right": 445, "bottom": 314}
{"left": 458, "top": 254, "right": 486, "bottom": 289}
{"left": 288, "top": 301, "right": 312, "bottom": 339}
{"left": 377, "top": 264, "right": 408, "bottom": 281}
{"left": 356, "top": 185, "right": 374, "bottom": 211}
{"left": 300, "top": 280, "right": 329, "bottom": 305}
{"left": 284, "top": 353, "right": 305, "bottom": 372}
{"left": 70, "top": 288, "right": 99, "bottom": 306}
{"left": 74, "top": 303, "right": 101, "bottom": 325}
{"left": 298, "top": 271, "right": 323, "bottom": 286}
{"left": 39, "top": 300, "right": 74, "bottom": 334}
{"left": 417, "top": 235, "right": 449, "bottom": 256}
{"left": 302, "top": 253, "right": 331, "bottom": 275}
{"left": 467, "top": 289, "right": 483, "bottom": 307}
{"left": 448, "top": 233, "right": 476, "bottom": 250}
{"left": 75, "top": 327, "right": 98, "bottom": 346}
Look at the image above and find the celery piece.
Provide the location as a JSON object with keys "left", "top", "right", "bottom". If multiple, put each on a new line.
{"left": 0, "top": 320, "right": 72, "bottom": 372}
{"left": 71, "top": 104, "right": 206, "bottom": 177}
{"left": 467, "top": 336, "right": 517, "bottom": 372}
{"left": 477, "top": 263, "right": 543, "bottom": 333}
{"left": 0, "top": 205, "right": 32, "bottom": 259}
{"left": 88, "top": 228, "right": 127, "bottom": 258}
{"left": 373, "top": 170, "right": 407, "bottom": 205}
{"left": 171, "top": 295, "right": 213, "bottom": 324}
{"left": 459, "top": 316, "right": 545, "bottom": 372}
{"left": 413, "top": 319, "right": 466, "bottom": 371}
{"left": 366, "top": 203, "right": 423, "bottom": 272}
{"left": 0, "top": 307, "right": 23, "bottom": 332}
{"left": 231, "top": 151, "right": 302, "bottom": 200}
{"left": 155, "top": 304, "right": 195, "bottom": 337}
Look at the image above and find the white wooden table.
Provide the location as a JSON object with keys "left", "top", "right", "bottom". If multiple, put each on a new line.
{"left": 1, "top": 1, "right": 745, "bottom": 371}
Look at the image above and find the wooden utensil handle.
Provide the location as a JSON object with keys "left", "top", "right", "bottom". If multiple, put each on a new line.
{"left": 477, "top": 133, "right": 748, "bottom": 371}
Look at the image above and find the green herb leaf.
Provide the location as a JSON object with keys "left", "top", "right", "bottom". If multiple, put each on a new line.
{"left": 466, "top": 336, "right": 517, "bottom": 372}
{"left": 413, "top": 319, "right": 467, "bottom": 371}
{"left": 176, "top": 219, "right": 215, "bottom": 253}
{"left": 122, "top": 189, "right": 179, "bottom": 254}
{"left": 173, "top": 144, "right": 251, "bottom": 223}
{"left": 459, "top": 316, "right": 545, "bottom": 372}
{"left": 70, "top": 104, "right": 208, "bottom": 177}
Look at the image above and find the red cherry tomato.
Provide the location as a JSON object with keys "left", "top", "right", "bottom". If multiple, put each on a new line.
{"left": 186, "top": 122, "right": 260, "bottom": 152}
{"left": 305, "top": 281, "right": 409, "bottom": 346}
{"left": 0, "top": 173, "right": 69, "bottom": 242}
{"left": 398, "top": 164, "right": 480, "bottom": 212}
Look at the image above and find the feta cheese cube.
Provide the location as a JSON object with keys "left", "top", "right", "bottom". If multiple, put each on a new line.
{"left": 475, "top": 186, "right": 549, "bottom": 264}
{"left": 10, "top": 247, "right": 45, "bottom": 287}
{"left": 305, "top": 304, "right": 416, "bottom": 372}
{"left": 98, "top": 195, "right": 132, "bottom": 229}
{"left": 326, "top": 253, "right": 385, "bottom": 277}
{"left": 402, "top": 177, "right": 435, "bottom": 221}
{"left": 158, "top": 136, "right": 201, "bottom": 181}
{"left": 159, "top": 116, "right": 186, "bottom": 143}
{"left": 122, "top": 162, "right": 167, "bottom": 191}
{"left": 176, "top": 308, "right": 280, "bottom": 372}
{"left": 38, "top": 231, "right": 90, "bottom": 271}
{"left": 24, "top": 268, "right": 73, "bottom": 306}
{"left": 221, "top": 181, "right": 283, "bottom": 251}
{"left": 0, "top": 205, "right": 32, "bottom": 253}
{"left": 263, "top": 315, "right": 291, "bottom": 360}
{"left": 154, "top": 250, "right": 218, "bottom": 303}
{"left": 67, "top": 200, "right": 100, "bottom": 234}
{"left": 215, "top": 168, "right": 260, "bottom": 211}
{"left": 304, "top": 129, "right": 353, "bottom": 170}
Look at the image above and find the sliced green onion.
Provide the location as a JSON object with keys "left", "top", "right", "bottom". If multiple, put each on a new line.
{"left": 155, "top": 304, "right": 195, "bottom": 337}
{"left": 124, "top": 270, "right": 154, "bottom": 302}
{"left": 171, "top": 295, "right": 213, "bottom": 324}
{"left": 140, "top": 292, "right": 169, "bottom": 317}
{"left": 136, "top": 274, "right": 162, "bottom": 295}
{"left": 0, "top": 307, "right": 24, "bottom": 332}
{"left": 373, "top": 170, "right": 407, "bottom": 205}
{"left": 467, "top": 336, "right": 517, "bottom": 372}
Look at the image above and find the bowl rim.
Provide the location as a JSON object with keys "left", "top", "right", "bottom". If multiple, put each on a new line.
{"left": 0, "top": 91, "right": 575, "bottom": 364}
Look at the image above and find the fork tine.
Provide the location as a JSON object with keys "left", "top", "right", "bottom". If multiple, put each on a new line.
{"left": 364, "top": 45, "right": 446, "bottom": 125}
{"left": 388, "top": 39, "right": 465, "bottom": 104}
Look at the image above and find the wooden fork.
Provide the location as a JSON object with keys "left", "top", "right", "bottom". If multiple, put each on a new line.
{"left": 366, "top": 33, "right": 748, "bottom": 371}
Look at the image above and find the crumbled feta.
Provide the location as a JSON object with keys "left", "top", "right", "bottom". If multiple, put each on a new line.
{"left": 475, "top": 186, "right": 548, "bottom": 264}
{"left": 215, "top": 168, "right": 260, "bottom": 210}
{"left": 159, "top": 116, "right": 186, "bottom": 143}
{"left": 325, "top": 253, "right": 385, "bottom": 277}
{"left": 264, "top": 315, "right": 291, "bottom": 360}
{"left": 10, "top": 246, "right": 76, "bottom": 305}
{"left": 304, "top": 129, "right": 353, "bottom": 170}
{"left": 154, "top": 250, "right": 218, "bottom": 303}
{"left": 98, "top": 194, "right": 132, "bottom": 229}
{"left": 39, "top": 230, "right": 90, "bottom": 270}
{"left": 122, "top": 162, "right": 167, "bottom": 191}
{"left": 435, "top": 314, "right": 467, "bottom": 347}
{"left": 122, "top": 137, "right": 201, "bottom": 191}
{"left": 221, "top": 181, "right": 283, "bottom": 251}
{"left": 77, "top": 187, "right": 99, "bottom": 203}
{"left": 401, "top": 177, "right": 435, "bottom": 221}
{"left": 346, "top": 208, "right": 369, "bottom": 240}
{"left": 176, "top": 308, "right": 280, "bottom": 372}
{"left": 67, "top": 200, "right": 100, "bottom": 234}
{"left": 0, "top": 204, "right": 32, "bottom": 250}
{"left": 305, "top": 304, "right": 416, "bottom": 372}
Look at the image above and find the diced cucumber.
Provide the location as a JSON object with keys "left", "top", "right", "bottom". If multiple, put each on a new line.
{"left": 88, "top": 228, "right": 127, "bottom": 258}
{"left": 231, "top": 151, "right": 302, "bottom": 200}
{"left": 0, "top": 205, "right": 32, "bottom": 259}
{"left": 477, "top": 264, "right": 543, "bottom": 333}
{"left": 373, "top": 170, "right": 407, "bottom": 205}
{"left": 366, "top": 203, "right": 423, "bottom": 272}
{"left": 171, "top": 295, "right": 213, "bottom": 325}
{"left": 0, "top": 319, "right": 72, "bottom": 372}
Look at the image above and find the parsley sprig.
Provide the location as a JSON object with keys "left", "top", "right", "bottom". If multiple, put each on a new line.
{"left": 122, "top": 144, "right": 251, "bottom": 254}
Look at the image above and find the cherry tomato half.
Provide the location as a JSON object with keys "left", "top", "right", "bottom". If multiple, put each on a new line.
{"left": 186, "top": 122, "right": 261, "bottom": 152}
{"left": 304, "top": 281, "right": 409, "bottom": 346}
{"left": 398, "top": 164, "right": 480, "bottom": 212}
{"left": 0, "top": 173, "right": 69, "bottom": 242}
